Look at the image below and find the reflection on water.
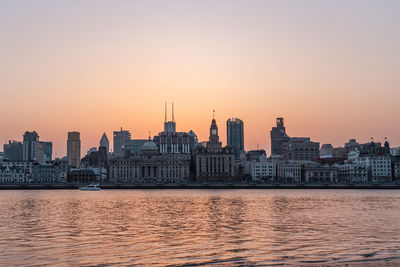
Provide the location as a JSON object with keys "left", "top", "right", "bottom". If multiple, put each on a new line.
{"left": 1, "top": 190, "right": 400, "bottom": 266}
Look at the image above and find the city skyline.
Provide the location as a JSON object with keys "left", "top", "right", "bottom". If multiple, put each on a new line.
{"left": 1, "top": 0, "right": 400, "bottom": 156}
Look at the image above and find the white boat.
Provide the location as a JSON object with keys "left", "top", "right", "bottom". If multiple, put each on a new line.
{"left": 79, "top": 184, "right": 101, "bottom": 191}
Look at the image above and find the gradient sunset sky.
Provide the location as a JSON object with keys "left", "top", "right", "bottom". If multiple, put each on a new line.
{"left": 1, "top": 0, "right": 399, "bottom": 157}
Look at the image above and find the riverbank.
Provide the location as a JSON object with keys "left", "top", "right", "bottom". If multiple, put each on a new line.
{"left": 1, "top": 183, "right": 400, "bottom": 190}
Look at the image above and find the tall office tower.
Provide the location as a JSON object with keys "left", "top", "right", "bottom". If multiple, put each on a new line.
{"left": 113, "top": 128, "right": 131, "bottom": 157}
{"left": 67, "top": 132, "right": 81, "bottom": 168}
{"left": 270, "top": 118, "right": 290, "bottom": 156}
{"left": 100, "top": 133, "right": 109, "bottom": 153}
{"left": 23, "top": 131, "right": 39, "bottom": 161}
{"left": 227, "top": 117, "right": 244, "bottom": 160}
{"left": 3, "top": 141, "right": 23, "bottom": 161}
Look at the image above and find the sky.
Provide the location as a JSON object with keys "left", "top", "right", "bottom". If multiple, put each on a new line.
{"left": 1, "top": 0, "right": 399, "bottom": 157}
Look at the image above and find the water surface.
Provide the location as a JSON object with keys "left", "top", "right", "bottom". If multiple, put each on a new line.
{"left": 0, "top": 190, "right": 400, "bottom": 266}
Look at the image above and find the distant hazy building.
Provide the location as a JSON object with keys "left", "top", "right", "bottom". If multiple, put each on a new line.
{"left": 23, "top": 131, "right": 39, "bottom": 161}
{"left": 270, "top": 118, "right": 290, "bottom": 157}
{"left": 3, "top": 141, "right": 23, "bottom": 161}
{"left": 345, "top": 139, "right": 360, "bottom": 153}
{"left": 193, "top": 115, "right": 235, "bottom": 182}
{"left": 153, "top": 103, "right": 198, "bottom": 154}
{"left": 227, "top": 117, "right": 244, "bottom": 160}
{"left": 113, "top": 128, "right": 131, "bottom": 157}
{"left": 67, "top": 132, "right": 81, "bottom": 168}
{"left": 283, "top": 137, "right": 320, "bottom": 161}
{"left": 391, "top": 147, "right": 400, "bottom": 156}
{"left": 100, "top": 133, "right": 109, "bottom": 153}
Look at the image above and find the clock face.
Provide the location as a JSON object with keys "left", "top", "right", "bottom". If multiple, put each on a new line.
{"left": 212, "top": 129, "right": 217, "bottom": 135}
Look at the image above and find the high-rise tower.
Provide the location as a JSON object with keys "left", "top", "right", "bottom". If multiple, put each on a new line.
{"left": 270, "top": 118, "right": 290, "bottom": 156}
{"left": 67, "top": 131, "right": 81, "bottom": 168}
{"left": 227, "top": 117, "right": 244, "bottom": 159}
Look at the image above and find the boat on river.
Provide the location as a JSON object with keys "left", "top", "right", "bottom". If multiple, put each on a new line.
{"left": 79, "top": 184, "right": 101, "bottom": 191}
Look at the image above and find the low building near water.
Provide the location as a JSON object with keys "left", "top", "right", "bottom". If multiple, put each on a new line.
{"left": 0, "top": 166, "right": 25, "bottom": 183}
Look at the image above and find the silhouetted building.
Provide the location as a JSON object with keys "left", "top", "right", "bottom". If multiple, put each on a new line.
{"left": 193, "top": 114, "right": 235, "bottom": 182}
{"left": 67, "top": 132, "right": 81, "bottom": 168}
{"left": 23, "top": 131, "right": 39, "bottom": 161}
{"left": 227, "top": 117, "right": 244, "bottom": 160}
{"left": 270, "top": 118, "right": 290, "bottom": 156}
{"left": 320, "top": 144, "right": 333, "bottom": 158}
{"left": 153, "top": 103, "right": 198, "bottom": 154}
{"left": 283, "top": 137, "right": 320, "bottom": 161}
{"left": 113, "top": 127, "right": 131, "bottom": 157}
{"left": 3, "top": 141, "right": 23, "bottom": 161}
{"left": 123, "top": 139, "right": 148, "bottom": 156}
{"left": 100, "top": 133, "right": 110, "bottom": 154}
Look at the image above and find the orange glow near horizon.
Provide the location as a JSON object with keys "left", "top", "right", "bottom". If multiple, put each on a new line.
{"left": 1, "top": 1, "right": 399, "bottom": 156}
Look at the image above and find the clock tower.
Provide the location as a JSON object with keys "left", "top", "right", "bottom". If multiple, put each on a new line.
{"left": 206, "top": 111, "right": 222, "bottom": 150}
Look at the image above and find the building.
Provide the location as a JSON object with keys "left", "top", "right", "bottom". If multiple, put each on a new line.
{"left": 46, "top": 159, "right": 69, "bottom": 182}
{"left": 391, "top": 147, "right": 400, "bottom": 156}
{"left": 193, "top": 115, "right": 235, "bottom": 182}
{"left": 250, "top": 161, "right": 276, "bottom": 182}
{"left": 227, "top": 117, "right": 244, "bottom": 160}
{"left": 393, "top": 158, "right": 400, "bottom": 181}
{"left": 109, "top": 139, "right": 190, "bottom": 183}
{"left": 0, "top": 166, "right": 25, "bottom": 183}
{"left": 23, "top": 131, "right": 39, "bottom": 161}
{"left": 100, "top": 133, "right": 110, "bottom": 153}
{"left": 335, "top": 163, "right": 368, "bottom": 183}
{"left": 276, "top": 162, "right": 302, "bottom": 182}
{"left": 270, "top": 118, "right": 290, "bottom": 156}
{"left": 320, "top": 144, "right": 333, "bottom": 158}
{"left": 123, "top": 139, "right": 148, "bottom": 156}
{"left": 153, "top": 103, "right": 198, "bottom": 154}
{"left": 3, "top": 141, "right": 23, "bottom": 161}
{"left": 113, "top": 128, "right": 131, "bottom": 157}
{"left": 303, "top": 166, "right": 339, "bottom": 183}
{"left": 358, "top": 155, "right": 392, "bottom": 182}
{"left": 345, "top": 139, "right": 360, "bottom": 153}
{"left": 31, "top": 163, "right": 62, "bottom": 183}
{"left": 332, "top": 147, "right": 347, "bottom": 160}
{"left": 67, "top": 131, "right": 81, "bottom": 168}
{"left": 67, "top": 169, "right": 99, "bottom": 183}
{"left": 283, "top": 137, "right": 320, "bottom": 161}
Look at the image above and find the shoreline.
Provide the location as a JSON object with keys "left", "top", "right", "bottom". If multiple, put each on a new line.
{"left": 1, "top": 183, "right": 400, "bottom": 190}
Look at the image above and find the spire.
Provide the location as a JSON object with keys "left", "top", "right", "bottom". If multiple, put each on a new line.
{"left": 165, "top": 102, "right": 167, "bottom": 122}
{"left": 213, "top": 109, "right": 215, "bottom": 120}
{"left": 148, "top": 131, "right": 151, "bottom": 141}
{"left": 172, "top": 102, "right": 175, "bottom": 122}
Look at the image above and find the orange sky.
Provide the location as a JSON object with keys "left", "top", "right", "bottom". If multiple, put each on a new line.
{"left": 1, "top": 1, "right": 399, "bottom": 157}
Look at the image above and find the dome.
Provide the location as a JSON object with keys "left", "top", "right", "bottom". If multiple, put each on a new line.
{"left": 142, "top": 141, "right": 158, "bottom": 152}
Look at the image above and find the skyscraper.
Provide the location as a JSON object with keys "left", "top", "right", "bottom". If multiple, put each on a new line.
{"left": 23, "top": 131, "right": 39, "bottom": 161}
{"left": 270, "top": 118, "right": 290, "bottom": 156}
{"left": 113, "top": 128, "right": 131, "bottom": 157}
{"left": 100, "top": 133, "right": 109, "bottom": 153}
{"left": 227, "top": 117, "right": 244, "bottom": 159}
{"left": 67, "top": 132, "right": 81, "bottom": 168}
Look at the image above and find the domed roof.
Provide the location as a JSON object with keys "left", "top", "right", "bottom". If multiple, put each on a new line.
{"left": 142, "top": 141, "right": 158, "bottom": 151}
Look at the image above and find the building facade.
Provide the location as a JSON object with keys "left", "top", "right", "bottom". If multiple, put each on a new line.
{"left": 153, "top": 104, "right": 198, "bottom": 155}
{"left": 0, "top": 166, "right": 25, "bottom": 183}
{"left": 283, "top": 137, "right": 320, "bottom": 161}
{"left": 100, "top": 133, "right": 110, "bottom": 153}
{"left": 276, "top": 162, "right": 302, "bottom": 182}
{"left": 358, "top": 155, "right": 392, "bottom": 182}
{"left": 109, "top": 140, "right": 190, "bottom": 183}
{"left": 3, "top": 141, "right": 23, "bottom": 162}
{"left": 303, "top": 166, "right": 339, "bottom": 183}
{"left": 227, "top": 118, "right": 244, "bottom": 160}
{"left": 335, "top": 164, "right": 368, "bottom": 183}
{"left": 23, "top": 131, "right": 39, "bottom": 161}
{"left": 250, "top": 161, "right": 276, "bottom": 182}
{"left": 67, "top": 131, "right": 81, "bottom": 168}
{"left": 113, "top": 128, "right": 131, "bottom": 157}
{"left": 193, "top": 116, "right": 235, "bottom": 182}
{"left": 270, "top": 118, "right": 290, "bottom": 156}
